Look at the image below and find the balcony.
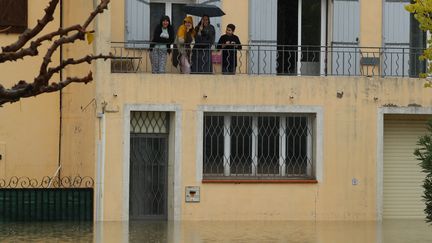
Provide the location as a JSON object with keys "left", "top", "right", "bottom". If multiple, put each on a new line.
{"left": 111, "top": 42, "right": 426, "bottom": 78}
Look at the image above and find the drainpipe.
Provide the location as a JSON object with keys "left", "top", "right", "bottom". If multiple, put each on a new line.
{"left": 325, "top": 0, "right": 329, "bottom": 76}
{"left": 58, "top": 0, "right": 64, "bottom": 180}
{"left": 96, "top": 107, "right": 106, "bottom": 222}
{"left": 93, "top": 0, "right": 108, "bottom": 222}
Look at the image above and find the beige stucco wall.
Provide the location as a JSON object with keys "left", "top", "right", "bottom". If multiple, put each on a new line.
{"left": 221, "top": 0, "right": 248, "bottom": 47}
{"left": 111, "top": 0, "right": 125, "bottom": 42}
{"left": 360, "top": 0, "right": 382, "bottom": 46}
{"left": 96, "top": 73, "right": 431, "bottom": 221}
{"left": 0, "top": 0, "right": 102, "bottom": 180}
{"left": 60, "top": 0, "right": 103, "bottom": 178}
{"left": 0, "top": 0, "right": 60, "bottom": 179}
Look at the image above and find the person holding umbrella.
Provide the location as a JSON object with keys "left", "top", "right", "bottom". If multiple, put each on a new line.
{"left": 149, "top": 15, "right": 175, "bottom": 74}
{"left": 191, "top": 15, "right": 215, "bottom": 74}
{"left": 217, "top": 24, "right": 242, "bottom": 74}
{"left": 182, "top": 3, "right": 225, "bottom": 74}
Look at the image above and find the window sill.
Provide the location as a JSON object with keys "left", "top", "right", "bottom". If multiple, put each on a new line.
{"left": 202, "top": 179, "right": 318, "bottom": 184}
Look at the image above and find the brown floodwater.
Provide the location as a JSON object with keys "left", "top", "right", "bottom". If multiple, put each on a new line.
{"left": 0, "top": 220, "right": 431, "bottom": 242}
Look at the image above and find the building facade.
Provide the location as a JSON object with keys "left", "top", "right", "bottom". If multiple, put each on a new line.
{"left": 0, "top": 0, "right": 431, "bottom": 221}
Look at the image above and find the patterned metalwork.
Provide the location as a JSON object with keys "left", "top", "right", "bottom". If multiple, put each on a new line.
{"left": 130, "top": 111, "right": 169, "bottom": 219}
{"left": 111, "top": 41, "right": 426, "bottom": 77}
{"left": 131, "top": 111, "right": 169, "bottom": 134}
{"left": 0, "top": 176, "right": 94, "bottom": 189}
{"left": 203, "top": 113, "right": 314, "bottom": 179}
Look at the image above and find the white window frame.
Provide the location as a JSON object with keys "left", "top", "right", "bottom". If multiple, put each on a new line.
{"left": 123, "top": 104, "right": 183, "bottom": 221}
{"left": 125, "top": 0, "right": 194, "bottom": 45}
{"left": 150, "top": 0, "right": 193, "bottom": 21}
{"left": 196, "top": 105, "right": 324, "bottom": 182}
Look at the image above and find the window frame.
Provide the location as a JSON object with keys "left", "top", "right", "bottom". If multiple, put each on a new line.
{"left": 0, "top": 0, "right": 28, "bottom": 34}
{"left": 196, "top": 106, "right": 324, "bottom": 183}
{"left": 125, "top": 0, "right": 193, "bottom": 45}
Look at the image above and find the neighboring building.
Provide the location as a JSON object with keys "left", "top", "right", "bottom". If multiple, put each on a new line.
{"left": 0, "top": 0, "right": 431, "bottom": 222}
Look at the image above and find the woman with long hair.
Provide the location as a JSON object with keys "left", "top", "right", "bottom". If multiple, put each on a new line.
{"left": 191, "top": 15, "right": 215, "bottom": 74}
{"left": 149, "top": 15, "right": 175, "bottom": 73}
{"left": 172, "top": 16, "right": 195, "bottom": 74}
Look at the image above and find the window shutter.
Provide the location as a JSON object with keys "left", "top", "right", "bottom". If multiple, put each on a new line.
{"left": 332, "top": 0, "right": 360, "bottom": 76}
{"left": 0, "top": 0, "right": 28, "bottom": 33}
{"left": 248, "top": 0, "right": 278, "bottom": 75}
{"left": 125, "top": 0, "right": 150, "bottom": 47}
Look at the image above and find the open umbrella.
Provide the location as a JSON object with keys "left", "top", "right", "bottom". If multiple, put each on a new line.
{"left": 183, "top": 4, "right": 225, "bottom": 17}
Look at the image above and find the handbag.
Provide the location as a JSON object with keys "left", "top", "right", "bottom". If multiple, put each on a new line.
{"left": 180, "top": 54, "right": 191, "bottom": 74}
{"left": 212, "top": 51, "right": 222, "bottom": 64}
{"left": 172, "top": 44, "right": 180, "bottom": 68}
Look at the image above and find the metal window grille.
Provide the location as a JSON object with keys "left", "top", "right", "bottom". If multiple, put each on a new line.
{"left": 203, "top": 113, "right": 315, "bottom": 179}
{"left": 131, "top": 111, "right": 169, "bottom": 134}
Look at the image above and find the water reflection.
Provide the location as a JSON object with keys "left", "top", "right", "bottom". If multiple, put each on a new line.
{"left": 0, "top": 220, "right": 431, "bottom": 243}
{"left": 0, "top": 222, "right": 93, "bottom": 242}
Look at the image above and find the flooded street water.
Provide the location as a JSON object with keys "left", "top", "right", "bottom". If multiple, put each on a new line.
{"left": 0, "top": 220, "right": 431, "bottom": 242}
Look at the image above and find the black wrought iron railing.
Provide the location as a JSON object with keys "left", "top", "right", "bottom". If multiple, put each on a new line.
{"left": 111, "top": 41, "right": 426, "bottom": 77}
{"left": 0, "top": 176, "right": 94, "bottom": 222}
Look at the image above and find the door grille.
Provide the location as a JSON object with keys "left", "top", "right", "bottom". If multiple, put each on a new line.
{"left": 130, "top": 112, "right": 169, "bottom": 220}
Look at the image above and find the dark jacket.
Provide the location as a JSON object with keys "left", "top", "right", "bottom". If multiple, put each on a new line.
{"left": 193, "top": 20, "right": 215, "bottom": 49}
{"left": 150, "top": 16, "right": 175, "bottom": 53}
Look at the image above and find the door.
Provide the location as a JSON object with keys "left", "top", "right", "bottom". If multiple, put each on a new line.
{"left": 126, "top": 0, "right": 192, "bottom": 48}
{"left": 129, "top": 112, "right": 169, "bottom": 220}
{"left": 126, "top": 0, "right": 150, "bottom": 48}
{"left": 383, "top": 0, "right": 426, "bottom": 77}
{"left": 383, "top": 0, "right": 410, "bottom": 76}
{"left": 249, "top": 0, "right": 278, "bottom": 75}
{"left": 331, "top": 0, "right": 360, "bottom": 76}
{"left": 297, "top": 0, "right": 325, "bottom": 76}
{"left": 249, "top": 0, "right": 326, "bottom": 75}
{"left": 383, "top": 118, "right": 428, "bottom": 219}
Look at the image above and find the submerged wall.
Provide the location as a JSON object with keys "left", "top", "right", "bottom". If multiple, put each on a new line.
{"left": 95, "top": 73, "right": 431, "bottom": 221}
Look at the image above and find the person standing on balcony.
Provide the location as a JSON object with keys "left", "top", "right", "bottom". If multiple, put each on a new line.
{"left": 172, "top": 16, "right": 195, "bottom": 74}
{"left": 149, "top": 15, "right": 175, "bottom": 74}
{"left": 217, "top": 24, "right": 242, "bottom": 74}
{"left": 191, "top": 15, "right": 215, "bottom": 74}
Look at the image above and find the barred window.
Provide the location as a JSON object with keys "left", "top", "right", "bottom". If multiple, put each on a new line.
{"left": 203, "top": 113, "right": 315, "bottom": 180}
{"left": 0, "top": 0, "right": 27, "bottom": 34}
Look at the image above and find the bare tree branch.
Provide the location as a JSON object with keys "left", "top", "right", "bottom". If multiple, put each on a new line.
{"left": 1, "top": 0, "right": 109, "bottom": 64}
{"left": 0, "top": 72, "right": 93, "bottom": 105}
{"left": 82, "top": 0, "right": 110, "bottom": 29}
{"left": 0, "top": 0, "right": 112, "bottom": 106}
{"left": 38, "top": 29, "right": 86, "bottom": 80}
{"left": 0, "top": 54, "right": 110, "bottom": 105}
{"left": 48, "top": 54, "right": 112, "bottom": 78}
{"left": 2, "top": 0, "right": 59, "bottom": 53}
{"left": 0, "top": 25, "right": 82, "bottom": 63}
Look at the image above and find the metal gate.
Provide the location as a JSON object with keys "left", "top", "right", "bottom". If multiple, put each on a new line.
{"left": 129, "top": 112, "right": 169, "bottom": 220}
{"left": 0, "top": 176, "right": 94, "bottom": 222}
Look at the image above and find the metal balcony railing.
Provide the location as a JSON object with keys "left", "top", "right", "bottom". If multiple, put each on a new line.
{"left": 111, "top": 41, "right": 426, "bottom": 77}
